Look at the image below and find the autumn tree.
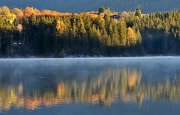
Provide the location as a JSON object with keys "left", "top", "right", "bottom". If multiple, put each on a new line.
{"left": 0, "top": 6, "right": 16, "bottom": 25}
{"left": 56, "top": 20, "right": 66, "bottom": 34}
{"left": 127, "top": 27, "right": 138, "bottom": 46}
{"left": 24, "top": 7, "right": 41, "bottom": 17}
{"left": 11, "top": 8, "right": 24, "bottom": 19}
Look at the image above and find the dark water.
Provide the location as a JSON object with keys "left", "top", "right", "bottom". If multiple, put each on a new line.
{"left": 0, "top": 57, "right": 180, "bottom": 115}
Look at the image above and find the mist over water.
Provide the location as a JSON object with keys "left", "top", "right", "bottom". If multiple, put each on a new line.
{"left": 0, "top": 57, "right": 180, "bottom": 115}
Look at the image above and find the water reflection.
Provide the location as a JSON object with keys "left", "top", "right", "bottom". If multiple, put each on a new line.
{"left": 0, "top": 59, "right": 180, "bottom": 111}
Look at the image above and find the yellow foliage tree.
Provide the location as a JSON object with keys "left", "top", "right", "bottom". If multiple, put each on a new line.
{"left": 56, "top": 20, "right": 66, "bottom": 34}
{"left": 127, "top": 27, "right": 138, "bottom": 46}
{"left": 11, "top": 8, "right": 24, "bottom": 19}
{"left": 0, "top": 7, "right": 16, "bottom": 25}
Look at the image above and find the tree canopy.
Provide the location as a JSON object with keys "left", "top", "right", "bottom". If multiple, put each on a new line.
{"left": 0, "top": 6, "right": 179, "bottom": 57}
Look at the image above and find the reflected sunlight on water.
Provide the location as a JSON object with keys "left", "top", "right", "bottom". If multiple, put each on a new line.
{"left": 0, "top": 57, "right": 180, "bottom": 114}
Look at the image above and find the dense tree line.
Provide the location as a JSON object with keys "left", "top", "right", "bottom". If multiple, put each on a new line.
{"left": 0, "top": 6, "right": 179, "bottom": 57}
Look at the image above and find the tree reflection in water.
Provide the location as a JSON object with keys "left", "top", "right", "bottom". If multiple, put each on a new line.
{"left": 0, "top": 64, "right": 180, "bottom": 111}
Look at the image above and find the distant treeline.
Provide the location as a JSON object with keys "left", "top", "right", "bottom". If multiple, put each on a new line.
{"left": 0, "top": 6, "right": 179, "bottom": 57}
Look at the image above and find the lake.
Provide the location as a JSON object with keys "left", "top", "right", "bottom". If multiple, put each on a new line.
{"left": 0, "top": 57, "right": 180, "bottom": 115}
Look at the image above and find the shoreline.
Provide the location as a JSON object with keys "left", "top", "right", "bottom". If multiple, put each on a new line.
{"left": 0, "top": 56, "right": 180, "bottom": 60}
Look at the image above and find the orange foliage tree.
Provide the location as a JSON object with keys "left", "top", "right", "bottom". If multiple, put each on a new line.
{"left": 24, "top": 7, "right": 41, "bottom": 17}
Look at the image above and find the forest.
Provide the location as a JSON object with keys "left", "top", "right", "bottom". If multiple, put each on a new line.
{"left": 0, "top": 6, "right": 180, "bottom": 57}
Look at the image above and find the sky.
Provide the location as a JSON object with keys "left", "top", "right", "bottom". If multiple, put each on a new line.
{"left": 0, "top": 0, "right": 179, "bottom": 13}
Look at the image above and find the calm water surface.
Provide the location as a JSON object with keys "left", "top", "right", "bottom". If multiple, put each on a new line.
{"left": 0, "top": 57, "right": 180, "bottom": 115}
